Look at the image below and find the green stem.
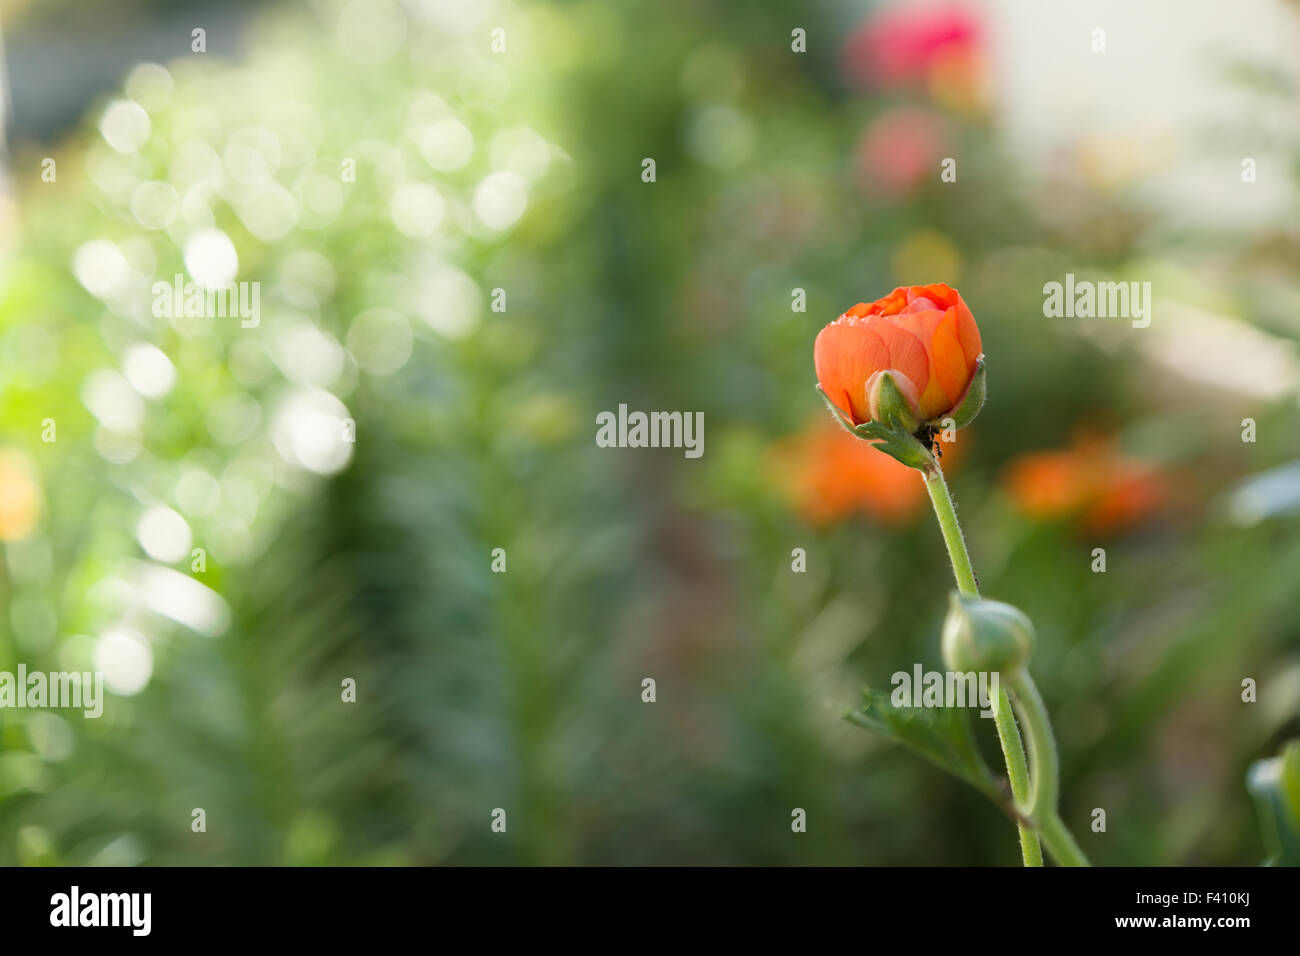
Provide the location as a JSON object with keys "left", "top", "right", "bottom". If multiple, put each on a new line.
{"left": 1038, "top": 813, "right": 1090, "bottom": 868}
{"left": 1009, "top": 672, "right": 1091, "bottom": 866}
{"left": 922, "top": 463, "right": 979, "bottom": 597}
{"left": 922, "top": 460, "right": 1042, "bottom": 866}
{"left": 992, "top": 686, "right": 1042, "bottom": 866}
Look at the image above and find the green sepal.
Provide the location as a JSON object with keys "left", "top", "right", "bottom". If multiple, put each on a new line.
{"left": 932, "top": 354, "right": 986, "bottom": 430}
{"left": 855, "top": 421, "right": 936, "bottom": 470}
{"left": 816, "top": 384, "right": 858, "bottom": 433}
{"left": 816, "top": 385, "right": 935, "bottom": 471}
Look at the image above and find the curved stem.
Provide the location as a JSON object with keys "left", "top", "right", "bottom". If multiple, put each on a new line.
{"left": 1008, "top": 672, "right": 1057, "bottom": 811}
{"left": 993, "top": 686, "right": 1042, "bottom": 866}
{"left": 1009, "top": 672, "right": 1091, "bottom": 867}
{"left": 1038, "top": 812, "right": 1091, "bottom": 868}
{"left": 922, "top": 459, "right": 1042, "bottom": 865}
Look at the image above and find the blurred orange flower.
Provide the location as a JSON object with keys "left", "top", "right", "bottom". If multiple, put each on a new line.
{"left": 1002, "top": 433, "right": 1168, "bottom": 535}
{"left": 770, "top": 416, "right": 967, "bottom": 526}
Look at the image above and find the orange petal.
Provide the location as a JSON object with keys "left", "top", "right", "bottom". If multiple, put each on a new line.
{"left": 901, "top": 294, "right": 943, "bottom": 314}
{"left": 916, "top": 283, "right": 960, "bottom": 309}
{"left": 954, "top": 298, "right": 982, "bottom": 368}
{"left": 915, "top": 373, "right": 953, "bottom": 421}
{"left": 867, "top": 318, "right": 930, "bottom": 398}
{"left": 929, "top": 308, "right": 970, "bottom": 407}
{"left": 867, "top": 287, "right": 910, "bottom": 317}
{"left": 893, "top": 307, "right": 946, "bottom": 343}
{"left": 814, "top": 321, "right": 889, "bottom": 423}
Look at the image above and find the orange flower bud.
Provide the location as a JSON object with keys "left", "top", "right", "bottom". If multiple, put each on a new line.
{"left": 814, "top": 283, "right": 983, "bottom": 427}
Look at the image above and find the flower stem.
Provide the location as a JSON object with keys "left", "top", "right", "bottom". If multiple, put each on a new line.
{"left": 1009, "top": 672, "right": 1091, "bottom": 866}
{"left": 1038, "top": 813, "right": 1090, "bottom": 868}
{"left": 992, "top": 686, "right": 1042, "bottom": 866}
{"left": 922, "top": 459, "right": 1043, "bottom": 866}
{"left": 922, "top": 462, "right": 979, "bottom": 597}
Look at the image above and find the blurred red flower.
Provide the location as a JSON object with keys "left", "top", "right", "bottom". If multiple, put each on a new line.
{"left": 1002, "top": 433, "right": 1169, "bottom": 536}
{"left": 842, "top": 2, "right": 988, "bottom": 112}
{"left": 769, "top": 416, "right": 967, "bottom": 526}
{"left": 854, "top": 107, "right": 950, "bottom": 200}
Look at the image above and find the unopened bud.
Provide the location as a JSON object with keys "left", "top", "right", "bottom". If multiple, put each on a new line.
{"left": 941, "top": 592, "right": 1035, "bottom": 676}
{"left": 866, "top": 369, "right": 921, "bottom": 433}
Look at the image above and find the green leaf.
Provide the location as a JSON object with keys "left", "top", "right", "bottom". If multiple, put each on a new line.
{"left": 1247, "top": 739, "right": 1300, "bottom": 866}
{"left": 845, "top": 686, "right": 1002, "bottom": 803}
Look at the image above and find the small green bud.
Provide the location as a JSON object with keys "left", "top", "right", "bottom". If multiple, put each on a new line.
{"left": 866, "top": 369, "right": 921, "bottom": 434}
{"left": 941, "top": 592, "right": 1035, "bottom": 676}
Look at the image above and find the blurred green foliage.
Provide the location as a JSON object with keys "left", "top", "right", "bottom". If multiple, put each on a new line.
{"left": 0, "top": 0, "right": 1297, "bottom": 865}
{"left": 1247, "top": 738, "right": 1300, "bottom": 866}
